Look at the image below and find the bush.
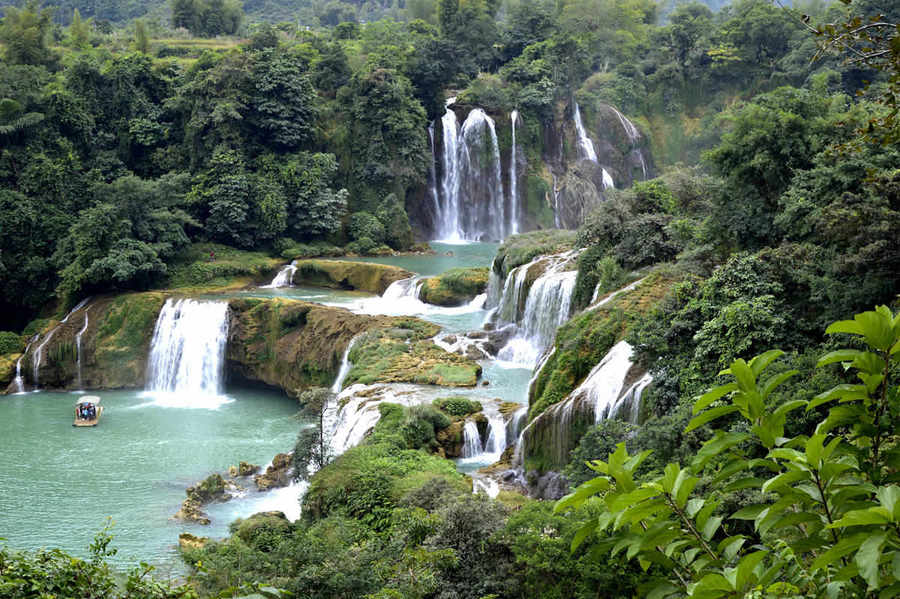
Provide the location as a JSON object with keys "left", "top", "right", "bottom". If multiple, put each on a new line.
{"left": 564, "top": 419, "right": 637, "bottom": 486}
{"left": 375, "top": 194, "right": 414, "bottom": 251}
{"left": 0, "top": 331, "right": 24, "bottom": 354}
{"left": 433, "top": 396, "right": 482, "bottom": 418}
{"left": 345, "top": 236, "right": 378, "bottom": 255}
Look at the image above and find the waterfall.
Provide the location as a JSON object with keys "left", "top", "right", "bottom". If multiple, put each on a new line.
{"left": 615, "top": 373, "right": 652, "bottom": 424}
{"left": 145, "top": 299, "right": 229, "bottom": 399}
{"left": 610, "top": 106, "right": 648, "bottom": 180}
{"left": 437, "top": 102, "right": 462, "bottom": 240}
{"left": 509, "top": 110, "right": 520, "bottom": 236}
{"left": 484, "top": 416, "right": 507, "bottom": 455}
{"left": 492, "top": 261, "right": 531, "bottom": 324}
{"left": 573, "top": 101, "right": 598, "bottom": 162}
{"left": 459, "top": 109, "right": 506, "bottom": 241}
{"left": 331, "top": 336, "right": 359, "bottom": 394}
{"left": 31, "top": 330, "right": 55, "bottom": 387}
{"left": 435, "top": 103, "right": 510, "bottom": 241}
{"left": 75, "top": 312, "right": 89, "bottom": 390}
{"left": 265, "top": 261, "right": 297, "bottom": 288}
{"left": 382, "top": 277, "right": 423, "bottom": 300}
{"left": 330, "top": 390, "right": 387, "bottom": 455}
{"left": 12, "top": 336, "right": 35, "bottom": 393}
{"left": 573, "top": 101, "right": 615, "bottom": 190}
{"left": 496, "top": 253, "right": 579, "bottom": 367}
{"left": 461, "top": 421, "right": 483, "bottom": 458}
{"left": 568, "top": 340, "right": 635, "bottom": 422}
{"left": 428, "top": 121, "right": 441, "bottom": 225}
{"left": 507, "top": 407, "right": 527, "bottom": 441}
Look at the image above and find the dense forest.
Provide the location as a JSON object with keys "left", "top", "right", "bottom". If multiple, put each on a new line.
{"left": 2, "top": 0, "right": 900, "bottom": 597}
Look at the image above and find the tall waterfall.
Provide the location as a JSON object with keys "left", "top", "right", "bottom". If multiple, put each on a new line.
{"left": 436, "top": 102, "right": 462, "bottom": 240}
{"left": 75, "top": 312, "right": 89, "bottom": 390}
{"left": 461, "top": 421, "right": 483, "bottom": 458}
{"left": 428, "top": 121, "right": 441, "bottom": 225}
{"left": 573, "top": 101, "right": 615, "bottom": 190}
{"left": 494, "top": 252, "right": 580, "bottom": 367}
{"left": 571, "top": 340, "right": 636, "bottom": 422}
{"left": 509, "top": 110, "right": 521, "bottom": 236}
{"left": 145, "top": 299, "right": 229, "bottom": 399}
{"left": 434, "top": 103, "right": 514, "bottom": 241}
{"left": 610, "top": 106, "right": 648, "bottom": 180}
{"left": 484, "top": 416, "right": 507, "bottom": 455}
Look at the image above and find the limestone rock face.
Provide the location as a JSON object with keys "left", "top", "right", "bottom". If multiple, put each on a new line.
{"left": 254, "top": 452, "right": 293, "bottom": 491}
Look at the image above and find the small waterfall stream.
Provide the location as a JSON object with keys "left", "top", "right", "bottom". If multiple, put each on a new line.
{"left": 573, "top": 101, "right": 615, "bottom": 190}
{"left": 461, "top": 421, "right": 483, "bottom": 459}
{"left": 145, "top": 299, "right": 229, "bottom": 400}
{"left": 30, "top": 298, "right": 91, "bottom": 388}
{"left": 75, "top": 311, "right": 89, "bottom": 390}
{"left": 13, "top": 335, "right": 36, "bottom": 394}
{"left": 509, "top": 110, "right": 521, "bottom": 236}
{"left": 610, "top": 106, "right": 648, "bottom": 180}
{"left": 265, "top": 260, "right": 298, "bottom": 288}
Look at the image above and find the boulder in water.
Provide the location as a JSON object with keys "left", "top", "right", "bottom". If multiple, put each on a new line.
{"left": 229, "top": 461, "right": 260, "bottom": 477}
{"left": 178, "top": 533, "right": 209, "bottom": 551}
{"left": 254, "top": 452, "right": 293, "bottom": 491}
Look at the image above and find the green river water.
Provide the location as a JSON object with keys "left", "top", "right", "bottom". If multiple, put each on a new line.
{"left": 0, "top": 242, "right": 531, "bottom": 573}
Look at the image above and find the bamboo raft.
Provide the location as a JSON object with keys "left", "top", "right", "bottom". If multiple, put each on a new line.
{"left": 73, "top": 396, "right": 102, "bottom": 427}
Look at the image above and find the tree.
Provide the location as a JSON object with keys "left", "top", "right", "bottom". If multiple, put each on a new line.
{"left": 0, "top": 0, "right": 56, "bottom": 66}
{"left": 248, "top": 49, "right": 317, "bottom": 151}
{"left": 68, "top": 9, "right": 91, "bottom": 49}
{"left": 134, "top": 20, "right": 150, "bottom": 54}
{"left": 293, "top": 387, "right": 335, "bottom": 480}
{"left": 558, "top": 306, "right": 900, "bottom": 597}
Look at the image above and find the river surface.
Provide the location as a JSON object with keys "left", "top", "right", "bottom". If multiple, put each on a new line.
{"left": 1, "top": 241, "right": 529, "bottom": 572}
{"left": 0, "top": 387, "right": 305, "bottom": 572}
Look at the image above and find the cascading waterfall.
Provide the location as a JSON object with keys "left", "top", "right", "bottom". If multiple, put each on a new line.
{"left": 382, "top": 277, "right": 423, "bottom": 301}
{"left": 461, "top": 421, "right": 483, "bottom": 459}
{"left": 459, "top": 109, "right": 506, "bottom": 241}
{"left": 616, "top": 373, "right": 652, "bottom": 424}
{"left": 484, "top": 416, "right": 507, "bottom": 455}
{"left": 12, "top": 336, "right": 36, "bottom": 394}
{"left": 436, "top": 102, "right": 462, "bottom": 240}
{"left": 30, "top": 298, "right": 91, "bottom": 388}
{"left": 509, "top": 110, "right": 521, "bottom": 236}
{"left": 572, "top": 340, "right": 636, "bottom": 422}
{"left": 331, "top": 336, "right": 359, "bottom": 394}
{"left": 145, "top": 299, "right": 229, "bottom": 399}
{"left": 75, "top": 312, "right": 89, "bottom": 390}
{"left": 610, "top": 106, "right": 648, "bottom": 180}
{"left": 572, "top": 101, "right": 615, "bottom": 190}
{"left": 496, "top": 253, "right": 579, "bottom": 367}
{"left": 434, "top": 103, "right": 514, "bottom": 242}
{"left": 265, "top": 260, "right": 298, "bottom": 288}
{"left": 507, "top": 407, "right": 527, "bottom": 442}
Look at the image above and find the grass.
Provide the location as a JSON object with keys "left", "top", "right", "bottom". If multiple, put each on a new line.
{"left": 494, "top": 230, "right": 577, "bottom": 275}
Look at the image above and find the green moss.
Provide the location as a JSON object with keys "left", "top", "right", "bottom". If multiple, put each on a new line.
{"left": 0, "top": 332, "right": 24, "bottom": 355}
{"left": 433, "top": 396, "right": 483, "bottom": 417}
{"left": 91, "top": 292, "right": 167, "bottom": 387}
{"left": 0, "top": 353, "right": 18, "bottom": 389}
{"left": 493, "top": 230, "right": 576, "bottom": 277}
{"left": 528, "top": 269, "right": 680, "bottom": 423}
{"left": 292, "top": 259, "right": 413, "bottom": 295}
{"left": 418, "top": 267, "right": 489, "bottom": 307}
{"left": 22, "top": 318, "right": 51, "bottom": 338}
{"left": 346, "top": 325, "right": 481, "bottom": 388}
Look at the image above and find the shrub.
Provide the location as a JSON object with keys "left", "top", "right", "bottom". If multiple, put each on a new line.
{"left": 0, "top": 331, "right": 23, "bottom": 354}
{"left": 433, "top": 396, "right": 483, "bottom": 418}
{"left": 348, "top": 212, "right": 385, "bottom": 243}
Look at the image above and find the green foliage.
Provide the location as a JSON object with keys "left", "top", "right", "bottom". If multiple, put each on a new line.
{"left": 0, "top": 331, "right": 23, "bottom": 355}
{"left": 375, "top": 193, "right": 414, "bottom": 251}
{"left": 170, "top": 0, "right": 242, "bottom": 36}
{"left": 432, "top": 396, "right": 482, "bottom": 417}
{"left": 558, "top": 306, "right": 900, "bottom": 598}
{"left": 0, "top": 524, "right": 196, "bottom": 598}
{"left": 348, "top": 211, "right": 385, "bottom": 244}
{"left": 0, "top": 0, "right": 56, "bottom": 66}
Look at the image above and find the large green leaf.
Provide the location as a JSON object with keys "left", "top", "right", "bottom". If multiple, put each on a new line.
{"left": 856, "top": 532, "right": 888, "bottom": 589}
{"left": 686, "top": 405, "right": 739, "bottom": 433}
{"left": 693, "top": 383, "right": 738, "bottom": 414}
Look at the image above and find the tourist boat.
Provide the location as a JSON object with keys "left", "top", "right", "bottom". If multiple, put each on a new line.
{"left": 73, "top": 396, "right": 102, "bottom": 427}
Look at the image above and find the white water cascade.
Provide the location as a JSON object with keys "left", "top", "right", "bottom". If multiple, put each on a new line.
{"left": 434, "top": 103, "right": 513, "bottom": 241}
{"left": 12, "top": 335, "right": 36, "bottom": 394}
{"left": 145, "top": 299, "right": 229, "bottom": 401}
{"left": 509, "top": 110, "right": 521, "bottom": 236}
{"left": 75, "top": 311, "right": 89, "bottom": 390}
{"left": 331, "top": 336, "right": 359, "bottom": 394}
{"left": 611, "top": 105, "right": 648, "bottom": 180}
{"left": 484, "top": 416, "right": 507, "bottom": 455}
{"left": 495, "top": 252, "right": 580, "bottom": 367}
{"left": 436, "top": 101, "right": 463, "bottom": 240}
{"left": 428, "top": 121, "right": 442, "bottom": 224}
{"left": 30, "top": 298, "right": 91, "bottom": 388}
{"left": 265, "top": 260, "right": 298, "bottom": 288}
{"left": 572, "top": 340, "right": 636, "bottom": 423}
{"left": 461, "top": 421, "right": 483, "bottom": 459}
{"left": 507, "top": 406, "right": 527, "bottom": 441}
{"left": 573, "top": 101, "right": 615, "bottom": 190}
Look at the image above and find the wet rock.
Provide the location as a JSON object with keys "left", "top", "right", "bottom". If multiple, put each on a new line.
{"left": 254, "top": 452, "right": 293, "bottom": 491}
{"left": 526, "top": 470, "right": 570, "bottom": 500}
{"left": 228, "top": 461, "right": 260, "bottom": 477}
{"left": 173, "top": 473, "right": 235, "bottom": 525}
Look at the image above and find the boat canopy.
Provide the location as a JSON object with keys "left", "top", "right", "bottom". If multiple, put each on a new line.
{"left": 75, "top": 396, "right": 101, "bottom": 406}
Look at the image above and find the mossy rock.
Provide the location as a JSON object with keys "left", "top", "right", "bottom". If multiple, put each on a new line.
{"left": 346, "top": 323, "right": 481, "bottom": 388}
{"left": 233, "top": 511, "right": 292, "bottom": 545}
{"left": 432, "top": 396, "right": 483, "bottom": 417}
{"left": 227, "top": 298, "right": 412, "bottom": 395}
{"left": 0, "top": 353, "right": 19, "bottom": 392}
{"left": 166, "top": 243, "right": 283, "bottom": 289}
{"left": 418, "top": 267, "right": 489, "bottom": 307}
{"left": 291, "top": 259, "right": 413, "bottom": 294}
{"left": 492, "top": 230, "right": 576, "bottom": 278}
